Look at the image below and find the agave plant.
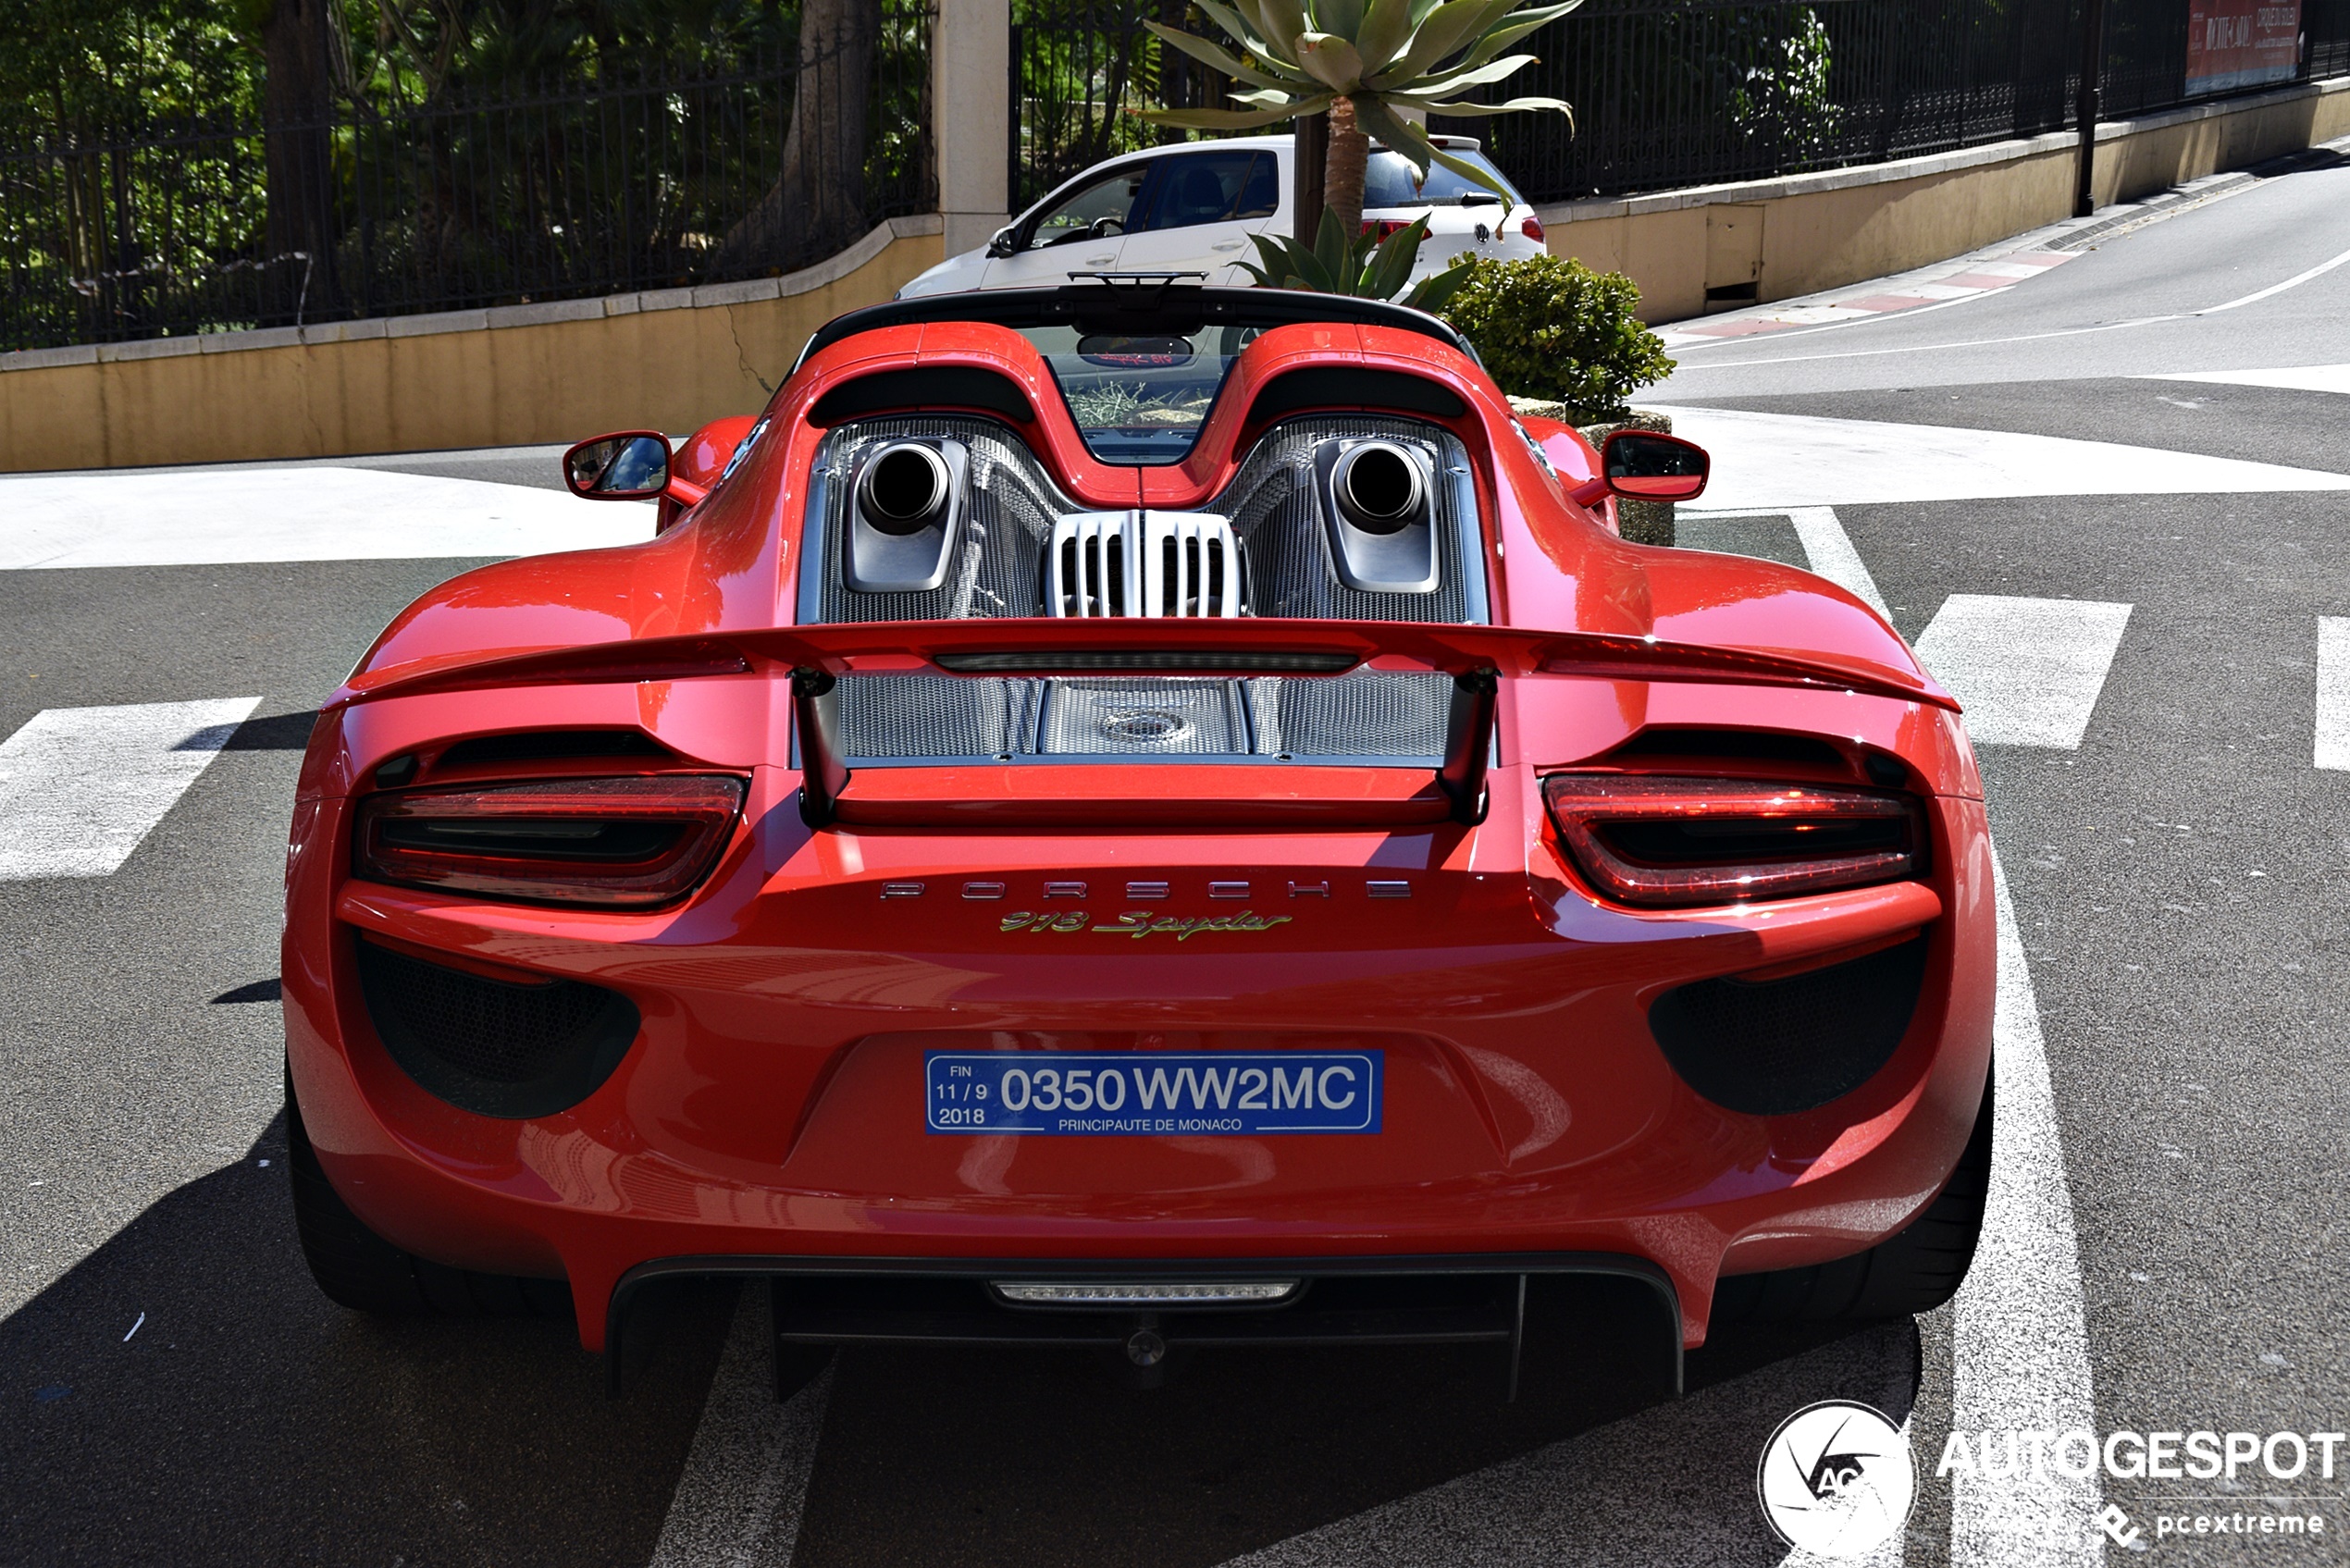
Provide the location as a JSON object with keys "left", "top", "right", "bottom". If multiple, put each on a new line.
{"left": 1139, "top": 0, "right": 1579, "bottom": 236}
{"left": 1238, "top": 212, "right": 1478, "bottom": 311}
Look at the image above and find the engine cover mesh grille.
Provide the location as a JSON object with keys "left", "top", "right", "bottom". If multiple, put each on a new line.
{"left": 355, "top": 938, "right": 640, "bottom": 1119}
{"left": 1647, "top": 936, "right": 1929, "bottom": 1117}
{"left": 1244, "top": 672, "right": 1452, "bottom": 758}
{"left": 804, "top": 415, "right": 1484, "bottom": 765}
{"left": 1041, "top": 680, "right": 1249, "bottom": 754}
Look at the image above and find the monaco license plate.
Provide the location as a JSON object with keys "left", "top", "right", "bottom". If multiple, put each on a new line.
{"left": 924, "top": 1051, "right": 1382, "bottom": 1136}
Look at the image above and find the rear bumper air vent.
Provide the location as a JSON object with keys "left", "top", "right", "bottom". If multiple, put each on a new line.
{"left": 1049, "top": 511, "right": 1239, "bottom": 618}
{"left": 1647, "top": 935, "right": 1929, "bottom": 1116}
{"left": 354, "top": 936, "right": 640, "bottom": 1118}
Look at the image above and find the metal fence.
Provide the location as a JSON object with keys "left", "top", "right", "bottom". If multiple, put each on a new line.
{"left": 1009, "top": 0, "right": 2350, "bottom": 213}
{"left": 1010, "top": 1, "right": 1233, "bottom": 210}
{"left": 0, "top": 6, "right": 934, "bottom": 354}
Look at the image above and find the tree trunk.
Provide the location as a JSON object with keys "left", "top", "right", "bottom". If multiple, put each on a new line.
{"left": 714, "top": 0, "right": 879, "bottom": 277}
{"left": 1322, "top": 94, "right": 1369, "bottom": 237}
{"left": 1292, "top": 109, "right": 1328, "bottom": 247}
{"left": 260, "top": 0, "right": 343, "bottom": 323}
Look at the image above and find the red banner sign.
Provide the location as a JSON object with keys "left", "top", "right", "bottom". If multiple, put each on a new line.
{"left": 2185, "top": 0, "right": 2303, "bottom": 95}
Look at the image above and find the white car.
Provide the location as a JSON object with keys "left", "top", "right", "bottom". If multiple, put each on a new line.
{"left": 898, "top": 133, "right": 1547, "bottom": 298}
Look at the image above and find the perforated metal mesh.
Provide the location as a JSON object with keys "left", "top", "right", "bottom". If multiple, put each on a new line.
{"left": 806, "top": 417, "right": 1068, "bottom": 625}
{"left": 1218, "top": 417, "right": 1480, "bottom": 624}
{"left": 354, "top": 939, "right": 640, "bottom": 1118}
{"left": 1246, "top": 672, "right": 1451, "bottom": 759}
{"left": 808, "top": 415, "right": 1485, "bottom": 765}
{"left": 1648, "top": 937, "right": 1929, "bottom": 1116}
{"left": 838, "top": 675, "right": 1038, "bottom": 759}
{"left": 1041, "top": 680, "right": 1249, "bottom": 755}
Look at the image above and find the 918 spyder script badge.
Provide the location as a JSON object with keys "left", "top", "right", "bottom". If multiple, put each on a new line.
{"left": 1001, "top": 909, "right": 1293, "bottom": 941}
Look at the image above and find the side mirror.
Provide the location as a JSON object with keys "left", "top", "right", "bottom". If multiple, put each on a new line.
{"left": 563, "top": 431, "right": 672, "bottom": 500}
{"left": 986, "top": 226, "right": 1018, "bottom": 259}
{"left": 1600, "top": 430, "right": 1710, "bottom": 502}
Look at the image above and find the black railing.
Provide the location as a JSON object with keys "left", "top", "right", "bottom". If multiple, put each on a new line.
{"left": 0, "top": 7, "right": 933, "bottom": 354}
{"left": 1008, "top": 0, "right": 2350, "bottom": 213}
{"left": 1010, "top": 1, "right": 1234, "bottom": 211}
{"left": 1460, "top": 0, "right": 2350, "bottom": 203}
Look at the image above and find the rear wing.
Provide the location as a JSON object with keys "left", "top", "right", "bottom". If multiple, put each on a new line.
{"left": 331, "top": 617, "right": 1953, "bottom": 828}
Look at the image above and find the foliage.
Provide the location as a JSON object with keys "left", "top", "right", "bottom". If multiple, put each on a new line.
{"left": 1721, "top": 6, "right": 1840, "bottom": 163}
{"left": 1436, "top": 252, "right": 1671, "bottom": 416}
{"left": 1238, "top": 210, "right": 1474, "bottom": 312}
{"left": 0, "top": 0, "right": 937, "bottom": 351}
{"left": 1012, "top": 0, "right": 1217, "bottom": 209}
{"left": 1132, "top": 0, "right": 1577, "bottom": 228}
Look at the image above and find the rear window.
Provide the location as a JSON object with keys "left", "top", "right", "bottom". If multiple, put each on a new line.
{"left": 1363, "top": 148, "right": 1524, "bottom": 210}
{"left": 1017, "top": 323, "right": 1259, "bottom": 465}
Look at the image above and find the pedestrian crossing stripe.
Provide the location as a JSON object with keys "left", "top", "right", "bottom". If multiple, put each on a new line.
{"left": 0, "top": 698, "right": 261, "bottom": 881}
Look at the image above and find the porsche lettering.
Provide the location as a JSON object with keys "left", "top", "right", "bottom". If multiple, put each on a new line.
{"left": 996, "top": 909, "right": 1294, "bottom": 940}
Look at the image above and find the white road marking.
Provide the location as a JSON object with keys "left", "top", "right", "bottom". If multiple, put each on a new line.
{"left": 1953, "top": 854, "right": 2102, "bottom": 1564}
{"left": 0, "top": 468, "right": 653, "bottom": 569}
{"left": 1682, "top": 507, "right": 1894, "bottom": 619}
{"left": 2197, "top": 241, "right": 2350, "bottom": 314}
{"left": 2316, "top": 618, "right": 2350, "bottom": 772}
{"left": 1795, "top": 517, "right": 2105, "bottom": 1562}
{"left": 2137, "top": 363, "right": 2350, "bottom": 396}
{"left": 0, "top": 698, "right": 262, "bottom": 879}
{"left": 649, "top": 1290, "right": 833, "bottom": 1568}
{"left": 1912, "top": 596, "right": 2133, "bottom": 748}
{"left": 1660, "top": 235, "right": 2350, "bottom": 373}
{"left": 1664, "top": 409, "right": 2350, "bottom": 510}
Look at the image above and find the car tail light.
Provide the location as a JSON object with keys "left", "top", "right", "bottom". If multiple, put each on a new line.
{"left": 1359, "top": 219, "right": 1407, "bottom": 241}
{"left": 1542, "top": 774, "right": 1918, "bottom": 908}
{"left": 355, "top": 774, "right": 747, "bottom": 908}
{"left": 1521, "top": 216, "right": 1545, "bottom": 243}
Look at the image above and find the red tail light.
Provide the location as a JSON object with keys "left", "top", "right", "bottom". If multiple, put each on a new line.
{"left": 355, "top": 774, "right": 747, "bottom": 908}
{"left": 1359, "top": 219, "right": 1407, "bottom": 241}
{"left": 1542, "top": 774, "right": 1918, "bottom": 908}
{"left": 1521, "top": 216, "right": 1545, "bottom": 242}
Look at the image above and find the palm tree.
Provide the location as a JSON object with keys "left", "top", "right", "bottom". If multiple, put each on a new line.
{"left": 1138, "top": 0, "right": 1579, "bottom": 236}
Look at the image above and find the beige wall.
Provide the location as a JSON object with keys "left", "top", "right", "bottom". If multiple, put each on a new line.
{"left": 1540, "top": 77, "right": 2350, "bottom": 324}
{"left": 0, "top": 221, "right": 942, "bottom": 474}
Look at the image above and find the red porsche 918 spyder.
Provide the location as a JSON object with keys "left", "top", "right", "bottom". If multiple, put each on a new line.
{"left": 283, "top": 280, "right": 1993, "bottom": 1393}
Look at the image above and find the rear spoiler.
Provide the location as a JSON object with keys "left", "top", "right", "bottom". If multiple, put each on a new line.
{"left": 330, "top": 618, "right": 1954, "bottom": 828}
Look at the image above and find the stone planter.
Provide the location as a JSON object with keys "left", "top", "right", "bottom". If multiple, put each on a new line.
{"left": 1505, "top": 399, "right": 1676, "bottom": 548}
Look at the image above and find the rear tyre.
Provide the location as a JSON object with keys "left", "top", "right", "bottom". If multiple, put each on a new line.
{"left": 286, "top": 1068, "right": 572, "bottom": 1320}
{"left": 1712, "top": 1067, "right": 1993, "bottom": 1325}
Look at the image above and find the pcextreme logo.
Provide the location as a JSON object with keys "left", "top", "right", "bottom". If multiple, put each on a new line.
{"left": 1756, "top": 1401, "right": 1917, "bottom": 1558}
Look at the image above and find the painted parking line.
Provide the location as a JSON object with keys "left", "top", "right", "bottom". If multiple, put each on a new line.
{"left": 649, "top": 1291, "right": 832, "bottom": 1568}
{"left": 1678, "top": 506, "right": 1892, "bottom": 619}
{"left": 0, "top": 467, "right": 652, "bottom": 569}
{"left": 1661, "top": 408, "right": 2350, "bottom": 511}
{"left": 1911, "top": 597, "right": 2133, "bottom": 749}
{"left": 2317, "top": 618, "right": 2350, "bottom": 772}
{"left": 2137, "top": 363, "right": 2350, "bottom": 396}
{"left": 0, "top": 698, "right": 262, "bottom": 880}
{"left": 1954, "top": 853, "right": 2103, "bottom": 1567}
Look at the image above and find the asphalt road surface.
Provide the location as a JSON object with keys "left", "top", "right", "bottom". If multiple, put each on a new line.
{"left": 6, "top": 145, "right": 2349, "bottom": 1566}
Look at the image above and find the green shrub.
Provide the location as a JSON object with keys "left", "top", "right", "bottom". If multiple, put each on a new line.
{"left": 1439, "top": 254, "right": 1675, "bottom": 419}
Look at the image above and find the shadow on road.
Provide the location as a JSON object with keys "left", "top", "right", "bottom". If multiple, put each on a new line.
{"left": 1, "top": 1115, "right": 731, "bottom": 1568}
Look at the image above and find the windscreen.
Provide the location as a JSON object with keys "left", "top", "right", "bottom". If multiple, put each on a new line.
{"left": 1363, "top": 148, "right": 1525, "bottom": 209}
{"left": 1017, "top": 324, "right": 1258, "bottom": 465}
